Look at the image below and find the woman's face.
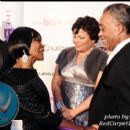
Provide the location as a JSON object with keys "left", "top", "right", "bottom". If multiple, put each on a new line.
{"left": 73, "top": 29, "right": 94, "bottom": 53}
{"left": 29, "top": 40, "right": 44, "bottom": 61}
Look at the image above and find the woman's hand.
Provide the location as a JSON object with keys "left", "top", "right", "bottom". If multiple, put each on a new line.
{"left": 61, "top": 107, "right": 77, "bottom": 120}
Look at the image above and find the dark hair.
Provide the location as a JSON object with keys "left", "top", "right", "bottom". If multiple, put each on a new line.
{"left": 72, "top": 16, "right": 100, "bottom": 43}
{"left": 0, "top": 40, "right": 10, "bottom": 73}
{"left": 104, "top": 3, "right": 130, "bottom": 33}
{"left": 7, "top": 26, "right": 42, "bottom": 66}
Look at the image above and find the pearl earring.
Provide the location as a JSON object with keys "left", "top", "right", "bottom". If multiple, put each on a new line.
{"left": 22, "top": 50, "right": 28, "bottom": 63}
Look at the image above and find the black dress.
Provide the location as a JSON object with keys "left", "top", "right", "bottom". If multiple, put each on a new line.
{"left": 0, "top": 68, "right": 62, "bottom": 130}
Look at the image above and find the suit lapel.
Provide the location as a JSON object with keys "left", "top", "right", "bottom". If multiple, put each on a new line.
{"left": 102, "top": 42, "right": 130, "bottom": 81}
{"left": 93, "top": 42, "right": 130, "bottom": 97}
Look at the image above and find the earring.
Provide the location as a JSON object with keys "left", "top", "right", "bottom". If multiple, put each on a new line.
{"left": 22, "top": 50, "right": 28, "bottom": 63}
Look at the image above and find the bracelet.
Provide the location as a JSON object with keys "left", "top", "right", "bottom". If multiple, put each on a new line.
{"left": 56, "top": 101, "right": 64, "bottom": 110}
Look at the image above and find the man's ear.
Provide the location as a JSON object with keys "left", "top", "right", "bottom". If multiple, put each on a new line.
{"left": 117, "top": 23, "right": 126, "bottom": 35}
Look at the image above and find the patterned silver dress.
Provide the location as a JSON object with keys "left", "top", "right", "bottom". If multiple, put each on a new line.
{"left": 61, "top": 55, "right": 95, "bottom": 126}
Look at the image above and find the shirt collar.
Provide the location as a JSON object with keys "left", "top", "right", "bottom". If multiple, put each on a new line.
{"left": 107, "top": 38, "right": 130, "bottom": 65}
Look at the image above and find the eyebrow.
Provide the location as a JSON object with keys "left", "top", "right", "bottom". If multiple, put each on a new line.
{"left": 99, "top": 23, "right": 103, "bottom": 28}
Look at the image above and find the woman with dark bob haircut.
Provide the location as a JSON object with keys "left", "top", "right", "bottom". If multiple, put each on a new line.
{"left": 52, "top": 16, "right": 108, "bottom": 126}
{"left": 0, "top": 27, "right": 95, "bottom": 130}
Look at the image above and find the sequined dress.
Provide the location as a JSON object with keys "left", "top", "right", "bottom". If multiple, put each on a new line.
{"left": 61, "top": 55, "right": 95, "bottom": 126}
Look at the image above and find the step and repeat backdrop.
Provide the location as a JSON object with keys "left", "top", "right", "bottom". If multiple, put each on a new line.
{"left": 0, "top": 1, "right": 129, "bottom": 111}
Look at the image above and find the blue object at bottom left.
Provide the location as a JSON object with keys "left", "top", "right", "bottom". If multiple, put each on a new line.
{"left": 0, "top": 82, "right": 19, "bottom": 127}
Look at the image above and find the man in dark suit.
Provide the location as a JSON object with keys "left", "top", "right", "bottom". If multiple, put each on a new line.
{"left": 88, "top": 3, "right": 130, "bottom": 130}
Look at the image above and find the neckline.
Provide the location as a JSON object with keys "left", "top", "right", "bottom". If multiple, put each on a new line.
{"left": 74, "top": 47, "right": 94, "bottom": 65}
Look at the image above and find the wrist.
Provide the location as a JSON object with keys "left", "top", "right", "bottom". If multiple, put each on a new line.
{"left": 71, "top": 109, "right": 77, "bottom": 118}
{"left": 91, "top": 126, "right": 98, "bottom": 130}
{"left": 56, "top": 101, "right": 64, "bottom": 110}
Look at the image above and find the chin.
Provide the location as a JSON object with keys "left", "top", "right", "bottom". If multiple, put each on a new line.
{"left": 37, "top": 57, "right": 44, "bottom": 61}
{"left": 75, "top": 48, "right": 81, "bottom": 52}
{"left": 41, "top": 57, "right": 44, "bottom": 60}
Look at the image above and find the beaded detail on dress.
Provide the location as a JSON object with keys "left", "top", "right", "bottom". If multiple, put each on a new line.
{"left": 61, "top": 55, "right": 95, "bottom": 126}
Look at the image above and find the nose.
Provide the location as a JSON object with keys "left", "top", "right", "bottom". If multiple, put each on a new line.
{"left": 98, "top": 30, "right": 102, "bottom": 38}
{"left": 41, "top": 43, "right": 45, "bottom": 48}
{"left": 40, "top": 43, "right": 45, "bottom": 51}
{"left": 73, "top": 37, "right": 79, "bottom": 45}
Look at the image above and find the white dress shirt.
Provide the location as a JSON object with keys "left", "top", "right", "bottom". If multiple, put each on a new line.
{"left": 107, "top": 38, "right": 130, "bottom": 65}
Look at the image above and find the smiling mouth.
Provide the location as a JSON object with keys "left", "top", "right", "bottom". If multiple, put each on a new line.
{"left": 101, "top": 39, "right": 107, "bottom": 43}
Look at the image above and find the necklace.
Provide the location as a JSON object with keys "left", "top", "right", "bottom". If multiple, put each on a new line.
{"left": 76, "top": 46, "right": 94, "bottom": 64}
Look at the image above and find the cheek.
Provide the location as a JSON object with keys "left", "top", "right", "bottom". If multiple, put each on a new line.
{"left": 30, "top": 47, "right": 38, "bottom": 56}
{"left": 106, "top": 26, "right": 117, "bottom": 37}
{"left": 83, "top": 39, "right": 91, "bottom": 47}
{"left": 34, "top": 46, "right": 39, "bottom": 52}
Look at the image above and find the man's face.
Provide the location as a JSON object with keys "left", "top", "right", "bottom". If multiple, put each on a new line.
{"left": 99, "top": 11, "right": 120, "bottom": 51}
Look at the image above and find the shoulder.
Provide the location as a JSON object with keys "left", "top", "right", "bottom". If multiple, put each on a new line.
{"left": 56, "top": 46, "right": 75, "bottom": 63}
{"left": 59, "top": 46, "right": 75, "bottom": 55}
{"left": 89, "top": 46, "right": 108, "bottom": 60}
{"left": 94, "top": 47, "right": 108, "bottom": 56}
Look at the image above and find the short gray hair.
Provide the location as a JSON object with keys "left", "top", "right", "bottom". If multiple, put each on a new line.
{"left": 104, "top": 3, "right": 130, "bottom": 33}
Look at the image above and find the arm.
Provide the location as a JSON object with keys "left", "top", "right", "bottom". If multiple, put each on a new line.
{"left": 62, "top": 71, "right": 103, "bottom": 120}
{"left": 59, "top": 119, "right": 98, "bottom": 130}
{"left": 62, "top": 94, "right": 93, "bottom": 120}
{"left": 94, "top": 71, "right": 103, "bottom": 88}
{"left": 52, "top": 64, "right": 63, "bottom": 105}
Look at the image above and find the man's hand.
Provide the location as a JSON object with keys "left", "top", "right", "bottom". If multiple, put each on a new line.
{"left": 84, "top": 126, "right": 98, "bottom": 130}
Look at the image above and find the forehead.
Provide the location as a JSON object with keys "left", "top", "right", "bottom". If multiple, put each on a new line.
{"left": 31, "top": 40, "right": 41, "bottom": 46}
{"left": 99, "top": 12, "right": 110, "bottom": 26}
{"left": 99, "top": 12, "right": 118, "bottom": 27}
{"left": 74, "top": 28, "right": 88, "bottom": 35}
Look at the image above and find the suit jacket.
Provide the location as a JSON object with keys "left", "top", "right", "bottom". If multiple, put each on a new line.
{"left": 88, "top": 42, "right": 130, "bottom": 130}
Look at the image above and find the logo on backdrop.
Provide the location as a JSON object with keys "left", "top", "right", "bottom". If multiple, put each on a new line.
{"left": 44, "top": 44, "right": 66, "bottom": 52}
{"left": 2, "top": 9, "right": 14, "bottom": 41}
{"left": 33, "top": 18, "right": 73, "bottom": 26}
{"left": 3, "top": 22, "right": 14, "bottom": 41}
